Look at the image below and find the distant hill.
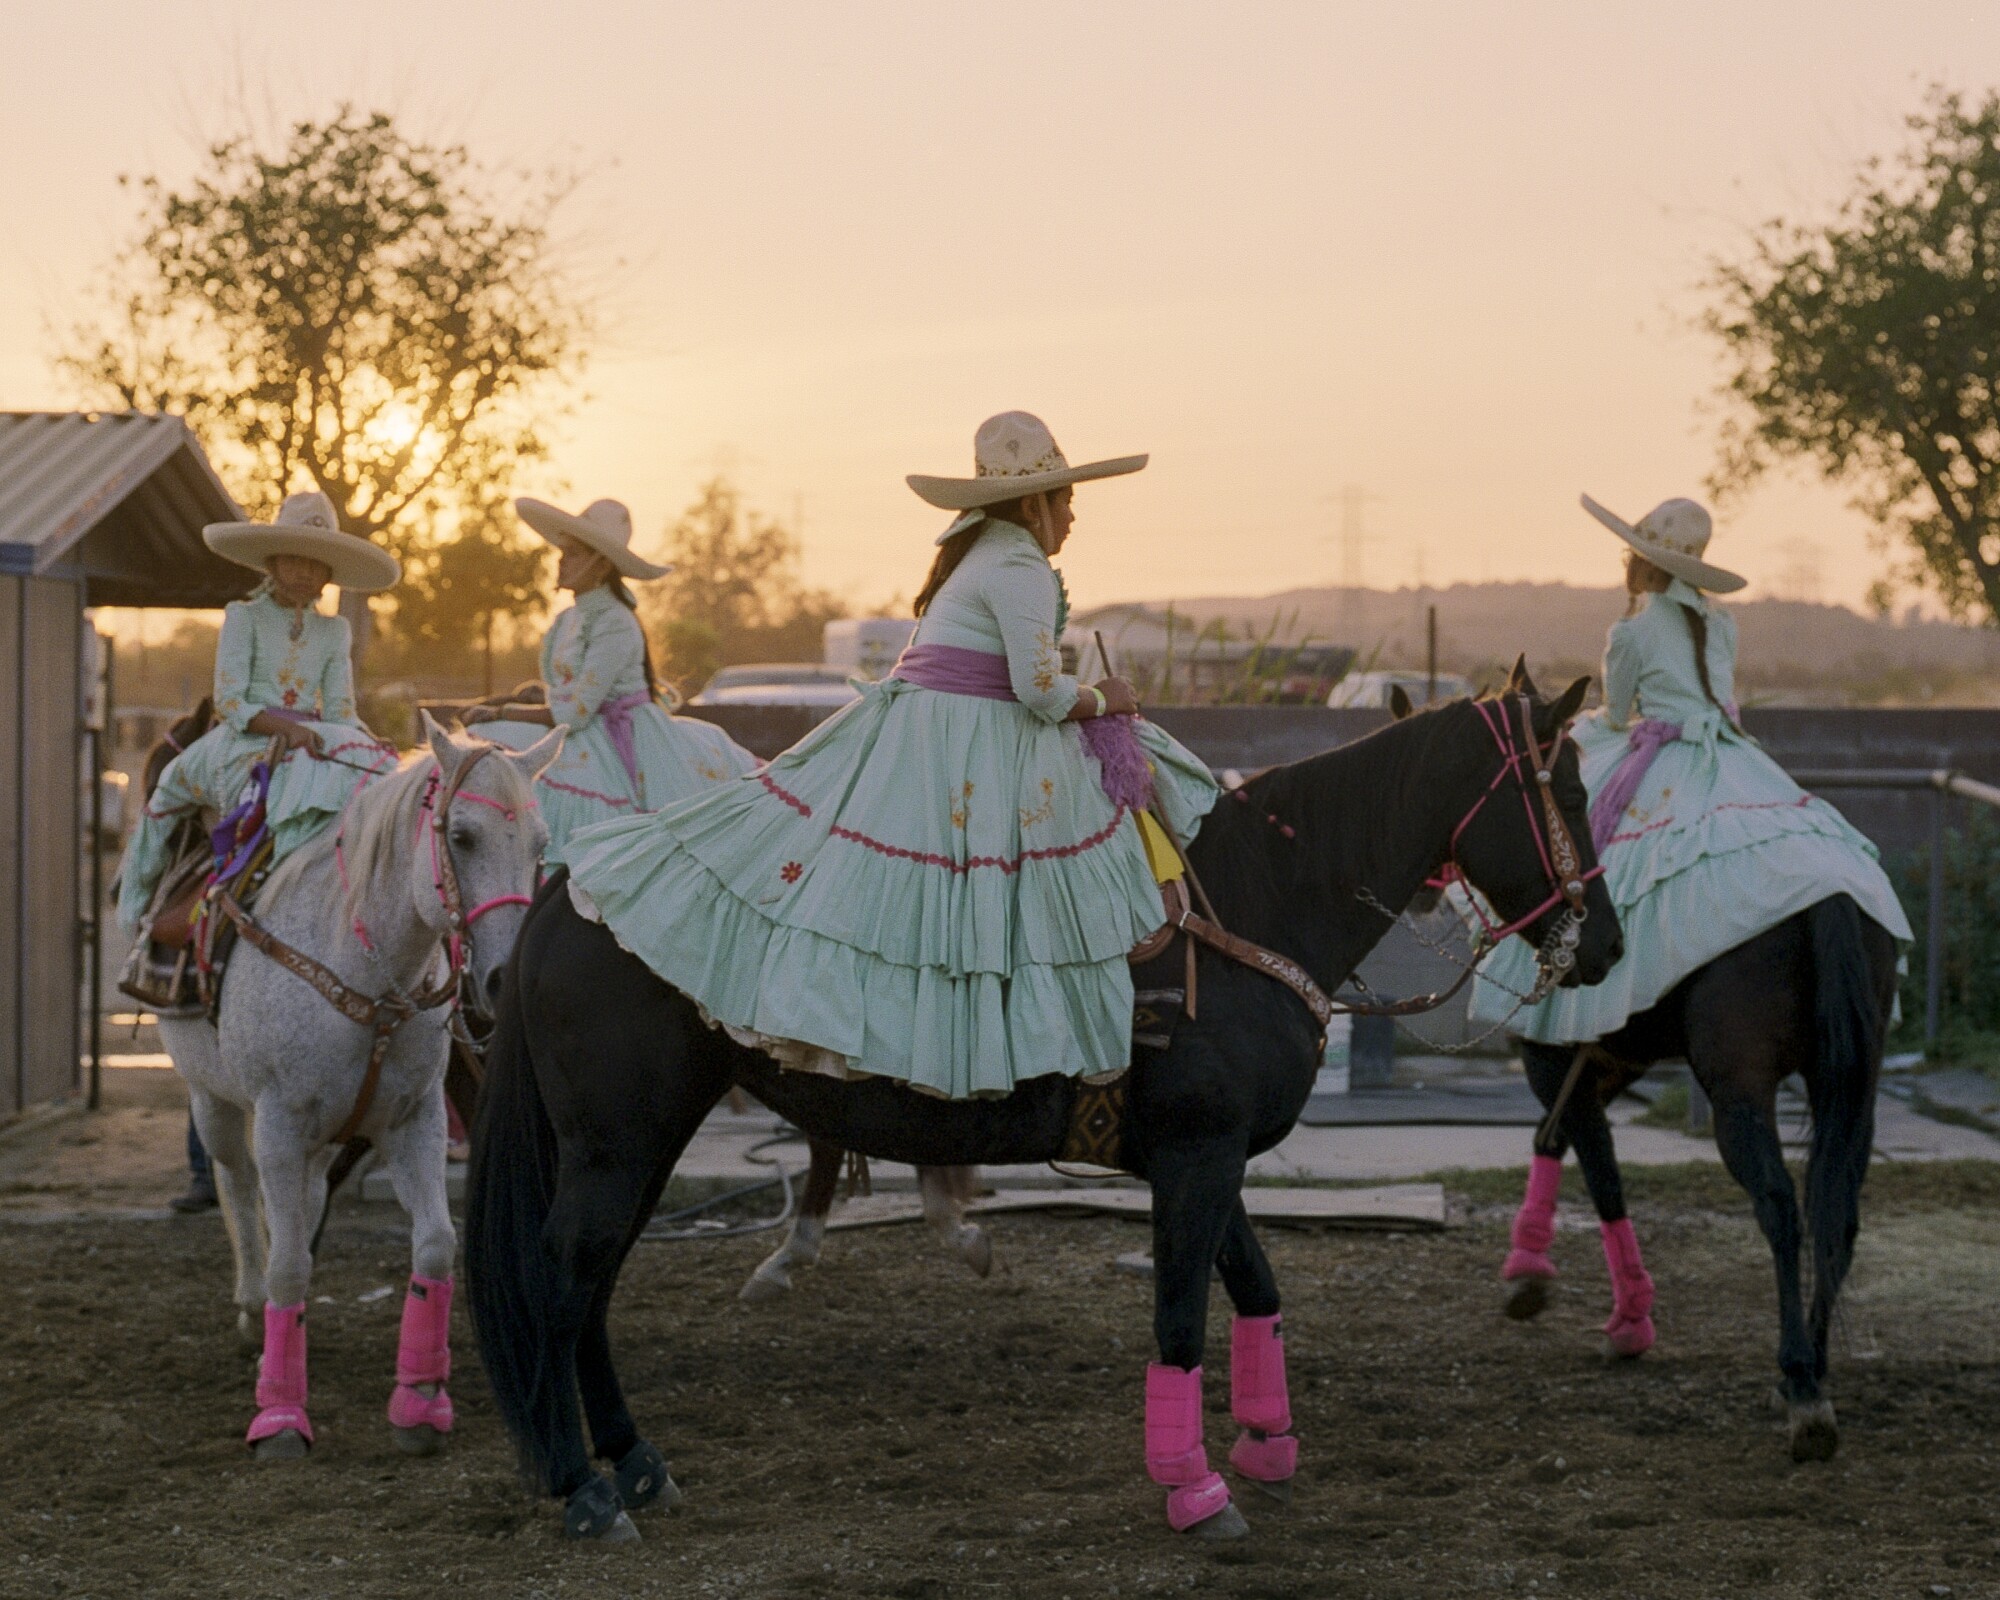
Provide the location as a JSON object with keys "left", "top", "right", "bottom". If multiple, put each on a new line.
{"left": 1132, "top": 583, "right": 2000, "bottom": 706}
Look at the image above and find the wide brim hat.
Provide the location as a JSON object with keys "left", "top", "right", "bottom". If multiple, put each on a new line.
{"left": 514, "top": 497, "right": 671, "bottom": 581}
{"left": 203, "top": 491, "right": 401, "bottom": 593}
{"left": 908, "top": 411, "right": 1146, "bottom": 534}
{"left": 1580, "top": 493, "right": 1747, "bottom": 594}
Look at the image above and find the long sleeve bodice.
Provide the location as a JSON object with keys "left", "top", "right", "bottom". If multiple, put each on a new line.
{"left": 211, "top": 592, "right": 360, "bottom": 732}
{"left": 541, "top": 586, "right": 650, "bottom": 730}
{"left": 1599, "top": 579, "right": 1738, "bottom": 739}
{"left": 909, "top": 520, "right": 1079, "bottom": 721}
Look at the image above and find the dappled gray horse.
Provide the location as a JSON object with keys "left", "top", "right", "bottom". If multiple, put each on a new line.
{"left": 160, "top": 716, "right": 558, "bottom": 1458}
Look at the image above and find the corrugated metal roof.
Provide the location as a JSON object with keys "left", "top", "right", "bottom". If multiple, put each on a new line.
{"left": 0, "top": 412, "right": 248, "bottom": 606}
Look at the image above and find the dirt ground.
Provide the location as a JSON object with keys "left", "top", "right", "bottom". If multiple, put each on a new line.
{"left": 5, "top": 1091, "right": 2000, "bottom": 1598}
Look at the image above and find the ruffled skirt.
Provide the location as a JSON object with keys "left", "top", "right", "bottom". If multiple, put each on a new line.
{"left": 115, "top": 721, "right": 393, "bottom": 932}
{"left": 1471, "top": 712, "right": 1913, "bottom": 1043}
{"left": 564, "top": 679, "right": 1219, "bottom": 1098}
{"left": 478, "top": 704, "right": 758, "bottom": 866}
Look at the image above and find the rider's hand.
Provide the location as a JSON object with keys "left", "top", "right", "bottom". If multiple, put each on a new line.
{"left": 1094, "top": 677, "right": 1141, "bottom": 717}
{"left": 285, "top": 722, "right": 325, "bottom": 757}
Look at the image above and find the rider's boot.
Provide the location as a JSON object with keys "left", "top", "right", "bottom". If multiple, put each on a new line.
{"left": 1226, "top": 1314, "right": 1298, "bottom": 1493}
{"left": 1600, "top": 1217, "right": 1657, "bottom": 1356}
{"left": 387, "top": 1274, "right": 456, "bottom": 1445}
{"left": 246, "top": 1301, "right": 313, "bottom": 1452}
{"left": 1145, "top": 1363, "right": 1238, "bottom": 1534}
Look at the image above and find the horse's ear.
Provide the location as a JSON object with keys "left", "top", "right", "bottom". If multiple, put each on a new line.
{"left": 420, "top": 708, "right": 462, "bottom": 776}
{"left": 1388, "top": 684, "right": 1414, "bottom": 720}
{"left": 508, "top": 726, "right": 566, "bottom": 783}
{"left": 1507, "top": 654, "right": 1539, "bottom": 697}
{"left": 1550, "top": 674, "right": 1590, "bottom": 728}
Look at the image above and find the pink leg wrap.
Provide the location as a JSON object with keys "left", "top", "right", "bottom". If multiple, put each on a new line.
{"left": 1226, "top": 1314, "right": 1298, "bottom": 1482}
{"left": 387, "top": 1275, "right": 456, "bottom": 1433}
{"left": 1600, "top": 1218, "right": 1656, "bottom": 1356}
{"left": 1144, "top": 1363, "right": 1233, "bottom": 1532}
{"left": 1502, "top": 1153, "right": 1563, "bottom": 1282}
{"left": 247, "top": 1301, "right": 314, "bottom": 1447}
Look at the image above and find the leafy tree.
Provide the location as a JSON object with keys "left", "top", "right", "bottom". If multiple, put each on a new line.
{"left": 644, "top": 478, "right": 846, "bottom": 692}
{"left": 1706, "top": 88, "right": 2000, "bottom": 621}
{"left": 399, "top": 520, "right": 549, "bottom": 695}
{"left": 62, "top": 108, "right": 586, "bottom": 666}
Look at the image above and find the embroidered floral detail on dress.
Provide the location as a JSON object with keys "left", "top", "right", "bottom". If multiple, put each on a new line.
{"left": 1031, "top": 629, "right": 1058, "bottom": 694}
{"left": 1051, "top": 567, "right": 1071, "bottom": 639}
{"left": 1018, "top": 777, "right": 1055, "bottom": 828}
{"left": 949, "top": 781, "right": 975, "bottom": 829}
{"left": 780, "top": 861, "right": 804, "bottom": 884}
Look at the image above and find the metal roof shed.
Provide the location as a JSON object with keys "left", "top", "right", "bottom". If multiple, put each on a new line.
{"left": 0, "top": 412, "right": 242, "bottom": 1120}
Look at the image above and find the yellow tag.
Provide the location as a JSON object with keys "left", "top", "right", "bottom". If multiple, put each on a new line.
{"left": 1135, "top": 809, "right": 1183, "bottom": 885}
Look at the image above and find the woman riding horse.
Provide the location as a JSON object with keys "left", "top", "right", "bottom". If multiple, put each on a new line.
{"left": 116, "top": 492, "right": 400, "bottom": 935}
{"left": 1475, "top": 494, "right": 1911, "bottom": 1453}
{"left": 464, "top": 496, "right": 756, "bottom": 864}
{"left": 563, "top": 411, "right": 1218, "bottom": 1099}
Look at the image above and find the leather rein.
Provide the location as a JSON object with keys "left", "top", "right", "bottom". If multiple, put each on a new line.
{"left": 1161, "top": 693, "right": 1600, "bottom": 1037}
{"left": 215, "top": 744, "right": 531, "bottom": 1147}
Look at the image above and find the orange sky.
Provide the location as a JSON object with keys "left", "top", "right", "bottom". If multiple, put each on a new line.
{"left": 6, "top": 2, "right": 1999, "bottom": 617}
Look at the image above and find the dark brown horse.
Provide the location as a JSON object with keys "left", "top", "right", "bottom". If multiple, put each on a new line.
{"left": 1499, "top": 894, "right": 1897, "bottom": 1462}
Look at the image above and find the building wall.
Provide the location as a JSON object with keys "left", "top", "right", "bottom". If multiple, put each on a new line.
{"left": 2, "top": 574, "right": 81, "bottom": 1117}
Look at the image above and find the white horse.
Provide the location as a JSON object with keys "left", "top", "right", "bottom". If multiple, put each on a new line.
{"left": 160, "top": 715, "right": 559, "bottom": 1460}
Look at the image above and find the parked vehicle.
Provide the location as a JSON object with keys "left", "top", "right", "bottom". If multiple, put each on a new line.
{"left": 822, "top": 618, "right": 916, "bottom": 681}
{"left": 1327, "top": 669, "right": 1471, "bottom": 710}
{"left": 688, "top": 664, "right": 862, "bottom": 708}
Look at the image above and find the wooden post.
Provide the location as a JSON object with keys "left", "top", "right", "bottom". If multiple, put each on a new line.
{"left": 1926, "top": 785, "right": 1946, "bottom": 1056}
{"left": 1426, "top": 604, "right": 1438, "bottom": 703}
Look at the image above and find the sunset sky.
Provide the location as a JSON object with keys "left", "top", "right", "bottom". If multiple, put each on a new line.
{"left": 5, "top": 2, "right": 1998, "bottom": 618}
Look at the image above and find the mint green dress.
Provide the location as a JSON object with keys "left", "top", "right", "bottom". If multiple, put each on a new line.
{"left": 1470, "top": 579, "right": 1912, "bottom": 1042}
{"left": 116, "top": 591, "right": 394, "bottom": 933}
{"left": 477, "top": 586, "right": 757, "bottom": 866}
{"left": 565, "top": 520, "right": 1219, "bottom": 1098}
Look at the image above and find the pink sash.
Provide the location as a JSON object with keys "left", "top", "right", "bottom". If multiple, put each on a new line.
{"left": 1588, "top": 718, "right": 1681, "bottom": 851}
{"left": 889, "top": 643, "right": 1153, "bottom": 811}
{"left": 598, "top": 690, "right": 651, "bottom": 794}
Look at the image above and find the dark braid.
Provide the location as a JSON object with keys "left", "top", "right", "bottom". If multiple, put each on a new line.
{"left": 608, "top": 576, "right": 661, "bottom": 700}
{"left": 913, "top": 497, "right": 1031, "bottom": 616}
{"left": 1678, "top": 601, "right": 1730, "bottom": 718}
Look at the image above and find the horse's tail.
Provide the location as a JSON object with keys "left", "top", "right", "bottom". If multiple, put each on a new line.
{"left": 464, "top": 904, "right": 567, "bottom": 1497}
{"left": 1803, "top": 893, "right": 1882, "bottom": 1322}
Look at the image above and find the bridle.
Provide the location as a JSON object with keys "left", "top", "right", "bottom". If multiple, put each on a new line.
{"left": 1426, "top": 693, "right": 1602, "bottom": 997}
{"left": 1219, "top": 692, "right": 1604, "bottom": 1022}
{"left": 222, "top": 744, "right": 536, "bottom": 1147}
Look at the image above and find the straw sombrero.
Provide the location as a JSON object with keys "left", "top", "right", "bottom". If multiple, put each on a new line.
{"left": 908, "top": 412, "right": 1146, "bottom": 542}
{"left": 514, "top": 497, "right": 671, "bottom": 581}
{"left": 203, "top": 491, "right": 401, "bottom": 594}
{"left": 1580, "top": 494, "right": 1746, "bottom": 594}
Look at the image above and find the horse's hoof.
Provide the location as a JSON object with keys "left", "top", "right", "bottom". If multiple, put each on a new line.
{"left": 564, "top": 1477, "right": 641, "bottom": 1542}
{"left": 738, "top": 1268, "right": 791, "bottom": 1305}
{"left": 1788, "top": 1399, "right": 1838, "bottom": 1463}
{"left": 614, "top": 1440, "right": 681, "bottom": 1512}
{"left": 1602, "top": 1313, "right": 1656, "bottom": 1359}
{"left": 394, "top": 1424, "right": 447, "bottom": 1457}
{"left": 1504, "top": 1276, "right": 1550, "bottom": 1321}
{"left": 958, "top": 1225, "right": 993, "bottom": 1279}
{"left": 251, "top": 1429, "right": 310, "bottom": 1462}
{"left": 1191, "top": 1502, "right": 1251, "bottom": 1540}
{"left": 1246, "top": 1475, "right": 1292, "bottom": 1505}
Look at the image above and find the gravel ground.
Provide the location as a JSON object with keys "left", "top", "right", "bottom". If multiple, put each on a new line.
{"left": 3, "top": 1160, "right": 2000, "bottom": 1598}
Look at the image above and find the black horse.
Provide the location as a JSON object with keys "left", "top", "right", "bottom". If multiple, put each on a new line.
{"left": 1500, "top": 895, "right": 1897, "bottom": 1462}
{"left": 466, "top": 667, "right": 1623, "bottom": 1542}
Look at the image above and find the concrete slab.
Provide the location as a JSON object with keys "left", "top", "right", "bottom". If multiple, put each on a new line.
{"left": 822, "top": 1181, "right": 1447, "bottom": 1233}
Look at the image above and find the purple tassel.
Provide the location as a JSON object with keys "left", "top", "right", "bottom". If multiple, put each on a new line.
{"left": 1078, "top": 714, "right": 1154, "bottom": 812}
